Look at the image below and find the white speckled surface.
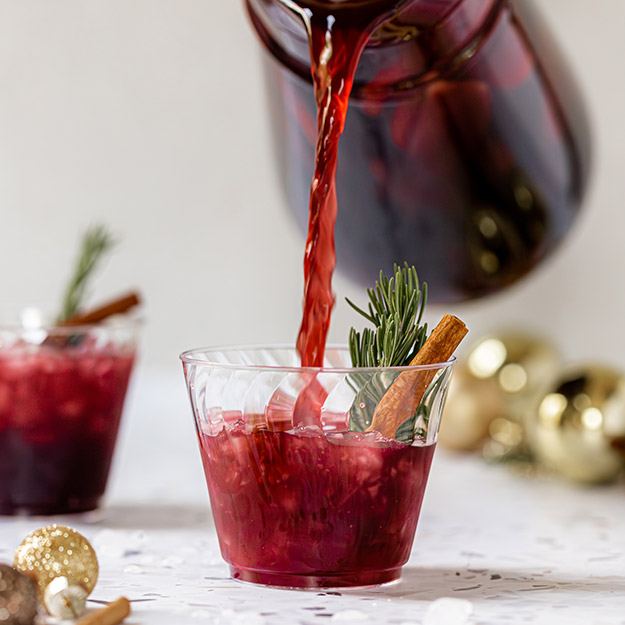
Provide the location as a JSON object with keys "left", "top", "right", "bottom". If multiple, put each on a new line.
{"left": 1, "top": 371, "right": 624, "bottom": 624}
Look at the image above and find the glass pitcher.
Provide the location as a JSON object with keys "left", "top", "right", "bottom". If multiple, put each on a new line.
{"left": 246, "top": 0, "right": 590, "bottom": 302}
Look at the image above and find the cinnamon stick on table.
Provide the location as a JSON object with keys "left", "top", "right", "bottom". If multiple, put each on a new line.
{"left": 75, "top": 597, "right": 131, "bottom": 625}
{"left": 367, "top": 314, "right": 468, "bottom": 439}
{"left": 60, "top": 292, "right": 141, "bottom": 327}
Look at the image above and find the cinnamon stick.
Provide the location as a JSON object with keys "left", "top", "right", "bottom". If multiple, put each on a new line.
{"left": 367, "top": 314, "right": 468, "bottom": 438}
{"left": 60, "top": 292, "right": 141, "bottom": 327}
{"left": 76, "top": 597, "right": 131, "bottom": 625}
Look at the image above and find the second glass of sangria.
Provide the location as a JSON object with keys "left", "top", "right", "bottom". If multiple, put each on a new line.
{"left": 0, "top": 316, "right": 139, "bottom": 515}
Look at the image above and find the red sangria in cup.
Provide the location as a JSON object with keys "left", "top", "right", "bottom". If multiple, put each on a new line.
{"left": 0, "top": 315, "right": 139, "bottom": 515}
{"left": 181, "top": 345, "right": 454, "bottom": 588}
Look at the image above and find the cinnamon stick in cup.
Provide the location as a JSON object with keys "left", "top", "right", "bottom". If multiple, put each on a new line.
{"left": 60, "top": 292, "right": 141, "bottom": 327}
{"left": 367, "top": 314, "right": 468, "bottom": 439}
{"left": 42, "top": 291, "right": 141, "bottom": 348}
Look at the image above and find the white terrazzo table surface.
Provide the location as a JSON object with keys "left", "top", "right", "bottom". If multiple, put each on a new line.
{"left": 1, "top": 369, "right": 624, "bottom": 625}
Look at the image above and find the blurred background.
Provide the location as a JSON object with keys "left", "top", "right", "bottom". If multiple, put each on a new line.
{"left": 1, "top": 1, "right": 624, "bottom": 497}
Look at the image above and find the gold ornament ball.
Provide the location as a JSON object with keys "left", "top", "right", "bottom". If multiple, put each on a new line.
{"left": 482, "top": 417, "right": 527, "bottom": 463}
{"left": 463, "top": 332, "right": 561, "bottom": 423}
{"left": 439, "top": 364, "right": 504, "bottom": 451}
{"left": 13, "top": 525, "right": 98, "bottom": 600}
{"left": 0, "top": 564, "right": 39, "bottom": 625}
{"left": 528, "top": 365, "right": 625, "bottom": 484}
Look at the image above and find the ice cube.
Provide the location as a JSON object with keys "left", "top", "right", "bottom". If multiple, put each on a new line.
{"left": 223, "top": 410, "right": 243, "bottom": 425}
{"left": 328, "top": 430, "right": 408, "bottom": 450}
{"left": 326, "top": 430, "right": 388, "bottom": 446}
{"left": 265, "top": 388, "right": 295, "bottom": 427}
{"left": 286, "top": 424, "right": 324, "bottom": 438}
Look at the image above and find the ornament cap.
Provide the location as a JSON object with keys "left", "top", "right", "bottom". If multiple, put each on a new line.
{"left": 44, "top": 576, "right": 88, "bottom": 619}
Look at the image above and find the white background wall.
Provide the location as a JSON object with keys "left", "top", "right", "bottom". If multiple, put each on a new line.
{"left": 1, "top": 0, "right": 624, "bottom": 376}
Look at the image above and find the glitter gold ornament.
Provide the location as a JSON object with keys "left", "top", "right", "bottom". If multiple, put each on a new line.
{"left": 528, "top": 365, "right": 625, "bottom": 484}
{"left": 0, "top": 563, "right": 38, "bottom": 625}
{"left": 482, "top": 417, "right": 528, "bottom": 463}
{"left": 464, "top": 332, "right": 561, "bottom": 423}
{"left": 440, "top": 332, "right": 560, "bottom": 455}
{"left": 13, "top": 525, "right": 98, "bottom": 616}
{"left": 439, "top": 364, "right": 503, "bottom": 451}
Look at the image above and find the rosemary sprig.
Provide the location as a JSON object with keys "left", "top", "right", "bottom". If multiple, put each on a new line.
{"left": 58, "top": 225, "right": 116, "bottom": 322}
{"left": 347, "top": 262, "right": 428, "bottom": 368}
{"left": 346, "top": 263, "right": 432, "bottom": 439}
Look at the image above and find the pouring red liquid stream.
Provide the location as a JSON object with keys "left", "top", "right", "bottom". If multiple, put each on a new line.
{"left": 295, "top": 0, "right": 432, "bottom": 368}
{"left": 290, "top": 2, "right": 393, "bottom": 428}
{"left": 296, "top": 5, "right": 374, "bottom": 367}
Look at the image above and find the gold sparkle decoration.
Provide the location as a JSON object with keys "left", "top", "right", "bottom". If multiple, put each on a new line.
{"left": 13, "top": 525, "right": 98, "bottom": 605}
{"left": 466, "top": 333, "right": 561, "bottom": 459}
{"left": 440, "top": 332, "right": 560, "bottom": 458}
{"left": 465, "top": 333, "right": 560, "bottom": 421}
{"left": 0, "top": 564, "right": 38, "bottom": 625}
{"left": 439, "top": 363, "right": 503, "bottom": 451}
{"left": 527, "top": 365, "right": 625, "bottom": 484}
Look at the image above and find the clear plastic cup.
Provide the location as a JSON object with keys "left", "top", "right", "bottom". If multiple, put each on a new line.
{"left": 0, "top": 319, "right": 139, "bottom": 515}
{"left": 181, "top": 345, "right": 453, "bottom": 588}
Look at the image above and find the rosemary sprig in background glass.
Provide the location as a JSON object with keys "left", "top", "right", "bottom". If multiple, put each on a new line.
{"left": 57, "top": 225, "right": 115, "bottom": 323}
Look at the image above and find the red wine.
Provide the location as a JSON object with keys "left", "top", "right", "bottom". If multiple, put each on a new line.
{"left": 198, "top": 420, "right": 435, "bottom": 587}
{"left": 0, "top": 343, "right": 134, "bottom": 515}
{"left": 248, "top": 0, "right": 589, "bottom": 304}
